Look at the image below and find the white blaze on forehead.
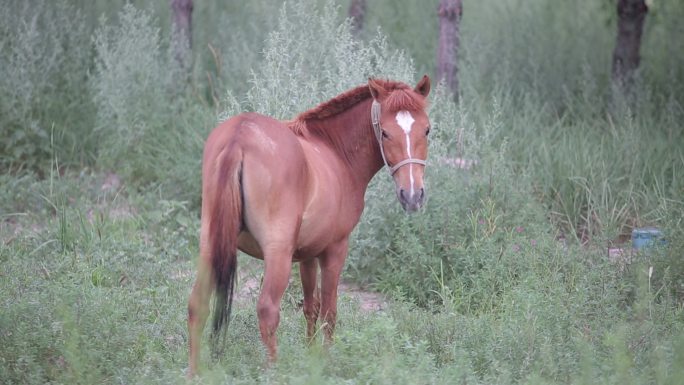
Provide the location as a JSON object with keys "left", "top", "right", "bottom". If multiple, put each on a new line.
{"left": 396, "top": 111, "right": 415, "bottom": 134}
{"left": 395, "top": 110, "right": 416, "bottom": 196}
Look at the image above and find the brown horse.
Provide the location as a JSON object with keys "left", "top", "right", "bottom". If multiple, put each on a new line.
{"left": 187, "top": 76, "right": 432, "bottom": 375}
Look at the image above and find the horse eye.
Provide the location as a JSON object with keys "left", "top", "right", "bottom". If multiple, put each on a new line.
{"left": 426, "top": 126, "right": 431, "bottom": 136}
{"left": 381, "top": 130, "right": 389, "bottom": 139}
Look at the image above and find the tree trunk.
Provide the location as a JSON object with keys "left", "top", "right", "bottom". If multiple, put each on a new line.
{"left": 611, "top": 0, "right": 648, "bottom": 88}
{"left": 348, "top": 0, "right": 367, "bottom": 37}
{"left": 436, "top": 0, "right": 462, "bottom": 99}
{"left": 171, "top": 0, "right": 193, "bottom": 72}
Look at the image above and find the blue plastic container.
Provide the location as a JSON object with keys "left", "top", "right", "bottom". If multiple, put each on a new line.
{"left": 632, "top": 227, "right": 666, "bottom": 250}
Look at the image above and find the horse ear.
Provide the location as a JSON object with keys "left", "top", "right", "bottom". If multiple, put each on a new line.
{"left": 368, "top": 78, "right": 387, "bottom": 101}
{"left": 414, "top": 74, "right": 431, "bottom": 97}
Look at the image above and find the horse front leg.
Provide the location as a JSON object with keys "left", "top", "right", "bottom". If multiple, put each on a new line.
{"left": 319, "top": 238, "right": 349, "bottom": 343}
{"left": 300, "top": 258, "right": 320, "bottom": 341}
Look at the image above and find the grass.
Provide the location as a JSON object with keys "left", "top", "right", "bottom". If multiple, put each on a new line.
{"left": 2, "top": 0, "right": 684, "bottom": 383}
{"left": 1, "top": 167, "right": 683, "bottom": 384}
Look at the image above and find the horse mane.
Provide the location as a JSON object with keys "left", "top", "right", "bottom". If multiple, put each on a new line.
{"left": 288, "top": 79, "right": 427, "bottom": 137}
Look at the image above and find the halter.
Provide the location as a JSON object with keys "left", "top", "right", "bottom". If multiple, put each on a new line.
{"left": 371, "top": 100, "right": 427, "bottom": 176}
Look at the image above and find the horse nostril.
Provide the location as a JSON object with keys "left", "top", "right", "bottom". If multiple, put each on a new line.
{"left": 400, "top": 189, "right": 407, "bottom": 201}
{"left": 419, "top": 188, "right": 425, "bottom": 200}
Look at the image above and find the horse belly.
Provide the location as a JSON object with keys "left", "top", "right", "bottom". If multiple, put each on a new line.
{"left": 295, "top": 199, "right": 359, "bottom": 259}
{"left": 237, "top": 224, "right": 331, "bottom": 262}
{"left": 294, "top": 218, "right": 337, "bottom": 259}
{"left": 237, "top": 231, "right": 264, "bottom": 259}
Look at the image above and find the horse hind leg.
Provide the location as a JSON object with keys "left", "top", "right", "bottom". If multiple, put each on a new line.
{"left": 187, "top": 256, "right": 213, "bottom": 377}
{"left": 300, "top": 258, "right": 320, "bottom": 342}
{"left": 257, "top": 245, "right": 294, "bottom": 363}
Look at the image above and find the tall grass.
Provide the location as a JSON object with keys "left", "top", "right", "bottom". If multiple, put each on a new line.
{"left": 1, "top": 170, "right": 683, "bottom": 384}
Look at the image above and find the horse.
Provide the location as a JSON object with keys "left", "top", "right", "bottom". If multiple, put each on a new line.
{"left": 187, "top": 75, "right": 432, "bottom": 375}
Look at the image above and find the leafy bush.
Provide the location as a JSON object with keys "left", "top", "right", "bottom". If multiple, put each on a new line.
{"left": 90, "top": 4, "right": 214, "bottom": 198}
{"left": 240, "top": 0, "right": 416, "bottom": 119}
{"left": 348, "top": 92, "right": 549, "bottom": 308}
{"left": 0, "top": 0, "right": 93, "bottom": 172}
{"left": 91, "top": 5, "right": 176, "bottom": 176}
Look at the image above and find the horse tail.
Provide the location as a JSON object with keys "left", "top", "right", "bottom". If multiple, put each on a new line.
{"left": 208, "top": 144, "right": 243, "bottom": 351}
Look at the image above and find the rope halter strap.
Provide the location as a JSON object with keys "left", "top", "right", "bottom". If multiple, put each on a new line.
{"left": 371, "top": 100, "right": 427, "bottom": 176}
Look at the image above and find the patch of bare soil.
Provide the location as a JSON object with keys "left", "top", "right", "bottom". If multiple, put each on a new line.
{"left": 1, "top": 220, "right": 44, "bottom": 248}
{"left": 229, "top": 270, "right": 387, "bottom": 313}
{"left": 338, "top": 282, "right": 387, "bottom": 312}
{"left": 171, "top": 255, "right": 386, "bottom": 313}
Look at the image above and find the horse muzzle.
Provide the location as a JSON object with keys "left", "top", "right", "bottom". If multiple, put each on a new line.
{"left": 398, "top": 187, "right": 425, "bottom": 213}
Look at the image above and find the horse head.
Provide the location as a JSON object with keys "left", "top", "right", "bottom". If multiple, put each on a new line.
{"left": 368, "top": 75, "right": 431, "bottom": 213}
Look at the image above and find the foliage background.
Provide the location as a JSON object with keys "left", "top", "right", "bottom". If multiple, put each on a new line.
{"left": 1, "top": 0, "right": 683, "bottom": 384}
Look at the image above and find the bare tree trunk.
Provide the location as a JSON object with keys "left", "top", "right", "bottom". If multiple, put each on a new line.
{"left": 349, "top": 0, "right": 367, "bottom": 37}
{"left": 612, "top": 0, "right": 648, "bottom": 88}
{"left": 436, "top": 0, "right": 462, "bottom": 99}
{"left": 171, "top": 0, "right": 193, "bottom": 73}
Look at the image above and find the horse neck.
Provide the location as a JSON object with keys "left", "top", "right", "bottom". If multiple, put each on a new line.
{"left": 310, "top": 98, "right": 385, "bottom": 189}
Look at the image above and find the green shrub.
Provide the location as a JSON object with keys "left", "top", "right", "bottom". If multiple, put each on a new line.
{"left": 91, "top": 4, "right": 176, "bottom": 177}
{"left": 348, "top": 93, "right": 550, "bottom": 308}
{"left": 240, "top": 0, "right": 416, "bottom": 119}
{"left": 90, "top": 4, "right": 214, "bottom": 198}
{"left": 0, "top": 0, "right": 94, "bottom": 172}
